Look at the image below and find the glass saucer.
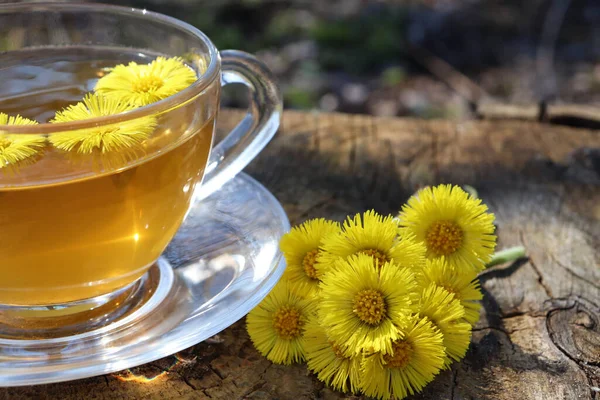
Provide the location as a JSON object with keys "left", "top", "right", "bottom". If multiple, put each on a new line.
{"left": 0, "top": 172, "right": 289, "bottom": 387}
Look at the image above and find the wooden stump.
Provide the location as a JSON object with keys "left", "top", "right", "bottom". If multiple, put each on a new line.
{"left": 2, "top": 111, "right": 598, "bottom": 399}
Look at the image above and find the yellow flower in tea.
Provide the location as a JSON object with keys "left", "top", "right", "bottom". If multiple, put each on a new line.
{"left": 361, "top": 316, "right": 445, "bottom": 400}
{"left": 304, "top": 316, "right": 362, "bottom": 394}
{"left": 279, "top": 218, "right": 341, "bottom": 298}
{"left": 50, "top": 93, "right": 157, "bottom": 154}
{"left": 0, "top": 113, "right": 45, "bottom": 168}
{"left": 417, "top": 257, "right": 483, "bottom": 326}
{"left": 319, "top": 254, "right": 416, "bottom": 356}
{"left": 246, "top": 280, "right": 315, "bottom": 365}
{"left": 317, "top": 210, "right": 426, "bottom": 276}
{"left": 398, "top": 184, "right": 496, "bottom": 271}
{"left": 417, "top": 284, "right": 472, "bottom": 368}
{"left": 95, "top": 56, "right": 197, "bottom": 107}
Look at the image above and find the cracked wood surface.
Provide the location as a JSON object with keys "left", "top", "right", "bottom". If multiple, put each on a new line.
{"left": 2, "top": 111, "right": 599, "bottom": 400}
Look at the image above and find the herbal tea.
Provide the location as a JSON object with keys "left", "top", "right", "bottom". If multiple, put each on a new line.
{"left": 0, "top": 48, "right": 215, "bottom": 305}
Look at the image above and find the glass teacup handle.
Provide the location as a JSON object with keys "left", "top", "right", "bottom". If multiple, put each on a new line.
{"left": 195, "top": 50, "right": 282, "bottom": 200}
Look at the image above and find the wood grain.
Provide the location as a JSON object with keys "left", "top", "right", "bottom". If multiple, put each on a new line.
{"left": 2, "top": 110, "right": 598, "bottom": 400}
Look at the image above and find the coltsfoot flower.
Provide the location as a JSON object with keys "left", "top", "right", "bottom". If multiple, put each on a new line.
{"left": 417, "top": 257, "right": 483, "bottom": 326}
{"left": 417, "top": 284, "right": 472, "bottom": 367}
{"left": 317, "top": 210, "right": 426, "bottom": 275}
{"left": 0, "top": 113, "right": 45, "bottom": 168}
{"left": 279, "top": 218, "right": 341, "bottom": 298}
{"left": 398, "top": 184, "right": 496, "bottom": 271}
{"left": 95, "top": 56, "right": 197, "bottom": 107}
{"left": 50, "top": 93, "right": 157, "bottom": 154}
{"left": 319, "top": 254, "right": 416, "bottom": 356}
{"left": 246, "top": 280, "right": 315, "bottom": 365}
{"left": 361, "top": 316, "right": 445, "bottom": 400}
{"left": 304, "top": 316, "right": 362, "bottom": 394}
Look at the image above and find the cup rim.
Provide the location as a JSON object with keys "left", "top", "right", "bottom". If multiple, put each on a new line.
{"left": 0, "top": 2, "right": 220, "bottom": 134}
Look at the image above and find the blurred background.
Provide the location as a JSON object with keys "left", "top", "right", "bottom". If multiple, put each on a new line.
{"left": 92, "top": 0, "right": 600, "bottom": 120}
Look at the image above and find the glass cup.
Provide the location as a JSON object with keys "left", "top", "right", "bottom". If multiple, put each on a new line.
{"left": 0, "top": 3, "right": 281, "bottom": 336}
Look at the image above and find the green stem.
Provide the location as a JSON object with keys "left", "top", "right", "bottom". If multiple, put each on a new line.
{"left": 486, "top": 246, "right": 527, "bottom": 267}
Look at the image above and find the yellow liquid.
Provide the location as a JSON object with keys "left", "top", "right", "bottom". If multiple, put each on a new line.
{"left": 0, "top": 50, "right": 215, "bottom": 305}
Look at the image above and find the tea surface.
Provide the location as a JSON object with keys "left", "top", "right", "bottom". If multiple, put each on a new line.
{"left": 0, "top": 48, "right": 214, "bottom": 305}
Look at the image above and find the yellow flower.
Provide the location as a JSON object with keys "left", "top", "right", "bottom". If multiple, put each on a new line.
{"left": 417, "top": 257, "right": 483, "bottom": 326}
{"left": 0, "top": 113, "right": 37, "bottom": 127}
{"left": 246, "top": 280, "right": 314, "bottom": 365}
{"left": 95, "top": 56, "right": 197, "bottom": 107}
{"left": 361, "top": 316, "right": 445, "bottom": 400}
{"left": 0, "top": 113, "right": 45, "bottom": 168}
{"left": 417, "top": 284, "right": 472, "bottom": 367}
{"left": 50, "top": 93, "right": 157, "bottom": 154}
{"left": 304, "top": 316, "right": 362, "bottom": 394}
{"left": 317, "top": 210, "right": 426, "bottom": 276}
{"left": 319, "top": 254, "right": 416, "bottom": 356}
{"left": 279, "top": 219, "right": 341, "bottom": 298}
{"left": 398, "top": 184, "right": 496, "bottom": 271}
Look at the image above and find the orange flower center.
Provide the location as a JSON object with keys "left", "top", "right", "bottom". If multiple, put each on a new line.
{"left": 272, "top": 306, "right": 303, "bottom": 339}
{"left": 353, "top": 289, "right": 387, "bottom": 325}
{"left": 426, "top": 220, "right": 463, "bottom": 256}
{"left": 359, "top": 249, "right": 390, "bottom": 268}
{"left": 0, "top": 136, "right": 12, "bottom": 150}
{"left": 302, "top": 249, "right": 320, "bottom": 280}
{"left": 384, "top": 340, "right": 413, "bottom": 369}
{"left": 442, "top": 285, "right": 459, "bottom": 298}
{"left": 132, "top": 75, "right": 164, "bottom": 93}
{"left": 329, "top": 341, "right": 347, "bottom": 358}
